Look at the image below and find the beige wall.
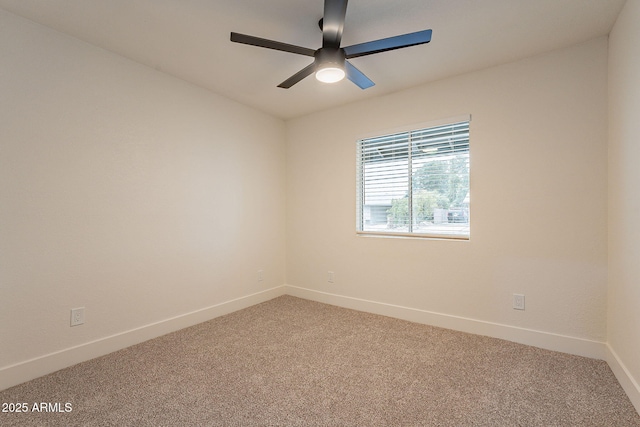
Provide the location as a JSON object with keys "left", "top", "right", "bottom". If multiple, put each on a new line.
{"left": 0, "top": 9, "right": 286, "bottom": 370}
{"left": 608, "top": 0, "right": 640, "bottom": 408}
{"left": 286, "top": 38, "right": 609, "bottom": 342}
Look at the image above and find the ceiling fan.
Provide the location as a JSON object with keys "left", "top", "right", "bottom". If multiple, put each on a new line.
{"left": 230, "top": 0, "right": 432, "bottom": 89}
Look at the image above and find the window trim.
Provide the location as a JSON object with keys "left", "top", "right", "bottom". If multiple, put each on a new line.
{"left": 356, "top": 115, "right": 471, "bottom": 240}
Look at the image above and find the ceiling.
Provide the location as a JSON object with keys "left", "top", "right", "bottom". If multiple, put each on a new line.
{"left": 0, "top": 0, "right": 626, "bottom": 120}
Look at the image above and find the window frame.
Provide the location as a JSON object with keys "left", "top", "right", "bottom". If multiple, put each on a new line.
{"left": 356, "top": 115, "right": 471, "bottom": 241}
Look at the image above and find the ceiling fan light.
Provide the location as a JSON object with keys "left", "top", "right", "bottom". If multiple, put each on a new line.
{"left": 315, "top": 66, "right": 345, "bottom": 83}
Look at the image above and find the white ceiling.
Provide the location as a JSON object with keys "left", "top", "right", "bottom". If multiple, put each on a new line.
{"left": 0, "top": 0, "right": 626, "bottom": 120}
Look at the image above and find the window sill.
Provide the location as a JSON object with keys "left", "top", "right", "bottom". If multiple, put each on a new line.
{"left": 356, "top": 231, "right": 469, "bottom": 241}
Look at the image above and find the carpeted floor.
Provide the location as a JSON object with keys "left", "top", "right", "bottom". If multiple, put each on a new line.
{"left": 1, "top": 295, "right": 638, "bottom": 426}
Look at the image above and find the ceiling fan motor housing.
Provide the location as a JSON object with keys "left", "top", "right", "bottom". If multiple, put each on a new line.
{"left": 315, "top": 47, "right": 346, "bottom": 69}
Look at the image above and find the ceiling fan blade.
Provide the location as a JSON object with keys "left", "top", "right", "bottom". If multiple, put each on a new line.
{"left": 322, "top": 0, "right": 348, "bottom": 48}
{"left": 230, "top": 32, "right": 316, "bottom": 57}
{"left": 345, "top": 60, "right": 374, "bottom": 89}
{"left": 344, "top": 29, "right": 432, "bottom": 59}
{"left": 277, "top": 63, "right": 317, "bottom": 88}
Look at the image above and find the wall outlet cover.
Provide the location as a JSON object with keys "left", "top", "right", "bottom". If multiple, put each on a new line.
{"left": 71, "top": 307, "right": 85, "bottom": 326}
{"left": 513, "top": 294, "right": 525, "bottom": 310}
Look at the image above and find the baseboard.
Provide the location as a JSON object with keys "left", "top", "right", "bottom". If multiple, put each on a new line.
{"left": 285, "top": 285, "right": 606, "bottom": 360}
{"left": 606, "top": 344, "right": 640, "bottom": 414}
{"left": 0, "top": 285, "right": 286, "bottom": 391}
{"left": 0, "top": 284, "right": 615, "bottom": 396}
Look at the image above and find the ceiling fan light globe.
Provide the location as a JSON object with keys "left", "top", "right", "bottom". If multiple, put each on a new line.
{"left": 315, "top": 66, "right": 345, "bottom": 83}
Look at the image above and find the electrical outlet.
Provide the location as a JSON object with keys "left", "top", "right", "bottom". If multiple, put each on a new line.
{"left": 328, "top": 271, "right": 335, "bottom": 283}
{"left": 258, "top": 270, "right": 264, "bottom": 282}
{"left": 513, "top": 294, "right": 525, "bottom": 310}
{"left": 70, "top": 307, "right": 85, "bottom": 326}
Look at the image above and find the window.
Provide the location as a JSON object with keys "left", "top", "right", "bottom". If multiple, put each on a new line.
{"left": 356, "top": 118, "right": 470, "bottom": 239}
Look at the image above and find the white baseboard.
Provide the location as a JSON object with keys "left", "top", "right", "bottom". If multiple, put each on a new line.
{"left": 0, "top": 286, "right": 286, "bottom": 391}
{"left": 606, "top": 344, "right": 640, "bottom": 414}
{"left": 285, "top": 285, "right": 606, "bottom": 360}
{"left": 5, "top": 283, "right": 632, "bottom": 413}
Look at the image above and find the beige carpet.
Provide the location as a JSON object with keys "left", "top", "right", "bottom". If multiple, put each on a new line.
{"left": 1, "top": 295, "right": 638, "bottom": 426}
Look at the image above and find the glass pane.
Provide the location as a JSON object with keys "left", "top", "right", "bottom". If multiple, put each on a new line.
{"left": 411, "top": 153, "right": 469, "bottom": 237}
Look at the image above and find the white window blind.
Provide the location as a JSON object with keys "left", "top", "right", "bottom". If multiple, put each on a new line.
{"left": 356, "top": 120, "right": 470, "bottom": 239}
